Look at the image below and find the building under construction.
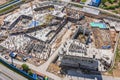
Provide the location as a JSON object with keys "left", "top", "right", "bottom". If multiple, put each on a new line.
{"left": 58, "top": 38, "right": 113, "bottom": 72}
{"left": 57, "top": 11, "right": 115, "bottom": 72}
{"left": 64, "top": 7, "right": 85, "bottom": 22}
{"left": 0, "top": 0, "right": 69, "bottom": 63}
{"left": 0, "top": 0, "right": 118, "bottom": 74}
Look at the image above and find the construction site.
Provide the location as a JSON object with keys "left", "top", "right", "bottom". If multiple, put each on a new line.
{"left": 0, "top": 0, "right": 120, "bottom": 79}
{"left": 46, "top": 2, "right": 120, "bottom": 78}
{"left": 0, "top": 1, "right": 68, "bottom": 66}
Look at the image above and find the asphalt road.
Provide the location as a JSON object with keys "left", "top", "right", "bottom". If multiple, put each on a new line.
{"left": 0, "top": 72, "right": 12, "bottom": 80}
{"left": 0, "top": 64, "right": 28, "bottom": 80}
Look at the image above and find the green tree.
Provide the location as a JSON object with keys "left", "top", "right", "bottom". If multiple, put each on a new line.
{"left": 101, "top": 0, "right": 107, "bottom": 6}
{"left": 22, "top": 64, "right": 29, "bottom": 72}
{"left": 102, "top": 0, "right": 107, "bottom": 3}
{"left": 45, "top": 76, "right": 48, "bottom": 80}
{"left": 118, "top": 1, "right": 120, "bottom": 6}
{"left": 28, "top": 70, "right": 33, "bottom": 76}
{"left": 108, "top": 0, "right": 114, "bottom": 4}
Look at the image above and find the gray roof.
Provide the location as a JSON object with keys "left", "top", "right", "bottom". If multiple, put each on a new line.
{"left": 82, "top": 7, "right": 100, "bottom": 15}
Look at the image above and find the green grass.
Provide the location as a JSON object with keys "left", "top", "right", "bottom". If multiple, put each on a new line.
{"left": 21, "top": 0, "right": 26, "bottom": 2}
{"left": 112, "top": 10, "right": 119, "bottom": 14}
{"left": 115, "top": 48, "right": 120, "bottom": 62}
{"left": 0, "top": 5, "right": 14, "bottom": 13}
{"left": 108, "top": 47, "right": 120, "bottom": 74}
{"left": 71, "top": 3, "right": 83, "bottom": 8}
{"left": 108, "top": 68, "right": 113, "bottom": 74}
{"left": 0, "top": 0, "right": 17, "bottom": 14}
{"left": 81, "top": 0, "right": 87, "bottom": 3}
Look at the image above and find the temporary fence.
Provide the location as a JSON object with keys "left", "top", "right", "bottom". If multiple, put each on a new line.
{"left": 0, "top": 58, "right": 37, "bottom": 80}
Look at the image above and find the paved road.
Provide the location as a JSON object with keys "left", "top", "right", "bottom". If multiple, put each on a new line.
{"left": 0, "top": 72, "right": 12, "bottom": 80}
{"left": 0, "top": 64, "right": 28, "bottom": 80}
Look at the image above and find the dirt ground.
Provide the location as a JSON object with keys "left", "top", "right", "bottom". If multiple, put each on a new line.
{"left": 113, "top": 63, "right": 120, "bottom": 77}
{"left": 47, "top": 63, "right": 63, "bottom": 77}
{"left": 0, "top": 16, "right": 4, "bottom": 26}
{"left": 104, "top": 37, "right": 120, "bottom": 77}
{"left": 0, "top": 0, "right": 10, "bottom": 25}
{"left": 0, "top": 0, "right": 8, "bottom": 5}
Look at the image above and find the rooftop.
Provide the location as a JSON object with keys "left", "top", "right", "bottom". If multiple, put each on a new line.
{"left": 82, "top": 7, "right": 100, "bottom": 15}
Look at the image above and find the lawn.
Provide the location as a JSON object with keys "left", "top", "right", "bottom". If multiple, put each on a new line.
{"left": 81, "top": 0, "right": 87, "bottom": 3}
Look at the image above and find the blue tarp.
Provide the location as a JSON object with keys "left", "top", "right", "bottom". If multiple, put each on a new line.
{"left": 29, "top": 21, "right": 40, "bottom": 27}
{"left": 92, "top": 0, "right": 101, "bottom": 3}
{"left": 102, "top": 45, "right": 111, "bottom": 49}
